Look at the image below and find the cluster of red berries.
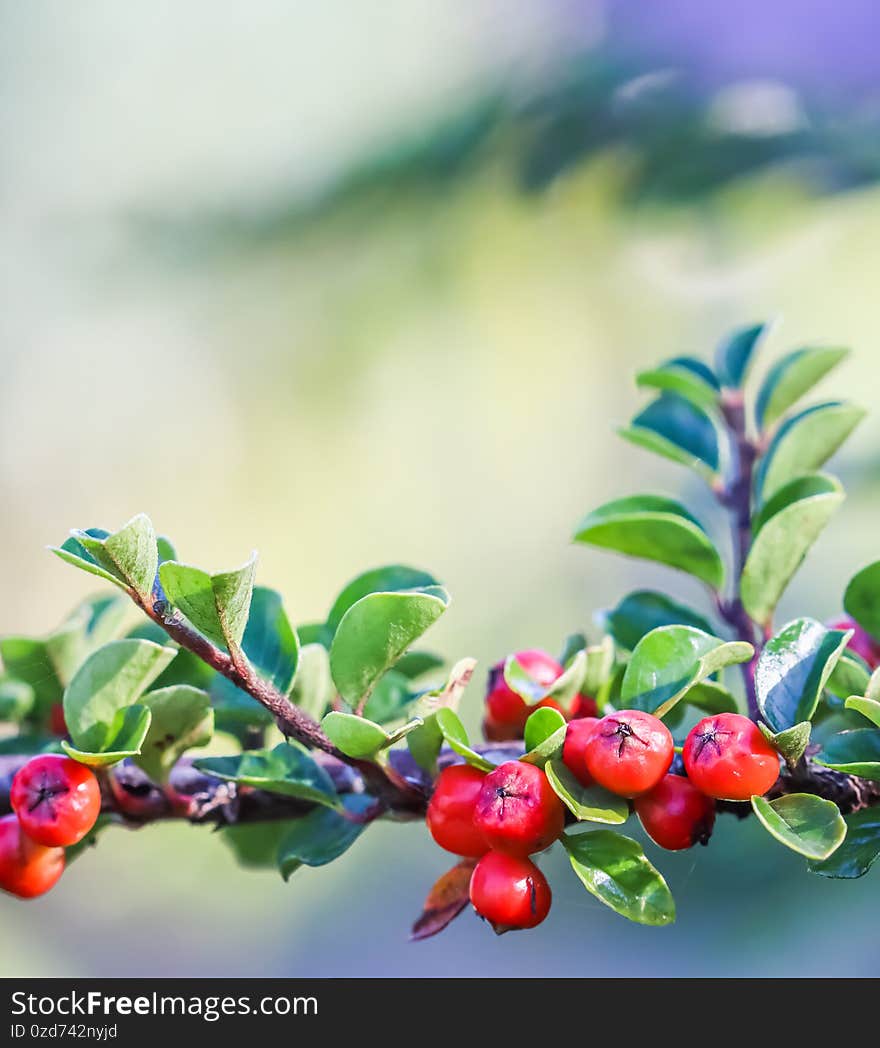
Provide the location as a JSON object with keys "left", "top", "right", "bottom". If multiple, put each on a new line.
{"left": 0, "top": 754, "right": 101, "bottom": 899}
{"left": 483, "top": 648, "right": 597, "bottom": 741}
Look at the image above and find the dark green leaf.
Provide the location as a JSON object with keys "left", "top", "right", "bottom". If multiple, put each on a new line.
{"left": 827, "top": 652, "right": 872, "bottom": 701}
{"left": 756, "top": 346, "right": 849, "bottom": 430}
{"left": 563, "top": 829, "right": 675, "bottom": 926}
{"left": 134, "top": 685, "right": 214, "bottom": 783}
{"left": 573, "top": 495, "right": 724, "bottom": 589}
{"left": 845, "top": 695, "right": 880, "bottom": 728}
{"left": 221, "top": 821, "right": 299, "bottom": 870}
{"left": 741, "top": 473, "right": 844, "bottom": 626}
{"left": 844, "top": 561, "right": 880, "bottom": 642}
{"left": 814, "top": 729, "right": 880, "bottom": 780}
{"left": 808, "top": 807, "right": 880, "bottom": 879}
{"left": 393, "top": 651, "right": 444, "bottom": 681}
{"left": 240, "top": 587, "right": 299, "bottom": 693}
{"left": 715, "top": 322, "right": 767, "bottom": 387}
{"left": 277, "top": 795, "right": 373, "bottom": 880}
{"left": 751, "top": 794, "right": 846, "bottom": 860}
{"left": 545, "top": 760, "right": 628, "bottom": 824}
{"left": 326, "top": 566, "right": 440, "bottom": 635}
{"left": 620, "top": 393, "right": 720, "bottom": 476}
{"left": 756, "top": 618, "right": 850, "bottom": 732}
{"left": 681, "top": 680, "right": 739, "bottom": 715}
{"left": 636, "top": 357, "right": 719, "bottom": 409}
{"left": 159, "top": 553, "right": 257, "bottom": 653}
{"left": 604, "top": 590, "right": 714, "bottom": 652}
{"left": 195, "top": 742, "right": 340, "bottom": 808}
{"left": 363, "top": 671, "right": 414, "bottom": 724}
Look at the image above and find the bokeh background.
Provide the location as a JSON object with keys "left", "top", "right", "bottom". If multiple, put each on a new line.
{"left": 3, "top": 0, "right": 880, "bottom": 977}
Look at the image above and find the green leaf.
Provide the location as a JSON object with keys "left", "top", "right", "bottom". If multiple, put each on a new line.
{"left": 363, "top": 671, "right": 414, "bottom": 724}
{"left": 329, "top": 587, "right": 449, "bottom": 706}
{"left": 194, "top": 742, "right": 340, "bottom": 808}
{"left": 619, "top": 393, "right": 720, "bottom": 477}
{"left": 50, "top": 528, "right": 121, "bottom": 589}
{"left": 844, "top": 561, "right": 880, "bottom": 642}
{"left": 321, "top": 711, "right": 390, "bottom": 758}
{"left": 0, "top": 678, "right": 34, "bottom": 722}
{"left": 562, "top": 829, "right": 675, "bottom": 926}
{"left": 62, "top": 704, "right": 152, "bottom": 767}
{"left": 756, "top": 618, "right": 851, "bottom": 732}
{"left": 159, "top": 553, "right": 257, "bottom": 653}
{"left": 326, "top": 565, "right": 440, "bottom": 636}
{"left": 520, "top": 723, "right": 567, "bottom": 767}
{"left": 808, "top": 807, "right": 880, "bottom": 879}
{"left": 239, "top": 587, "right": 299, "bottom": 693}
{"left": 636, "top": 357, "right": 719, "bottom": 409}
{"left": 604, "top": 590, "right": 714, "bottom": 652}
{"left": 435, "top": 708, "right": 494, "bottom": 772}
{"left": 407, "top": 658, "right": 477, "bottom": 774}
{"left": 622, "top": 626, "right": 752, "bottom": 719}
{"left": 814, "top": 729, "right": 880, "bottom": 780}
{"left": 393, "top": 651, "right": 444, "bottom": 681}
{"left": 573, "top": 495, "right": 724, "bottom": 589}
{"left": 751, "top": 794, "right": 846, "bottom": 861}
{"left": 524, "top": 707, "right": 566, "bottom": 752}
{"left": 545, "top": 760, "right": 628, "bottom": 824}
{"left": 681, "top": 680, "right": 739, "bottom": 716}
{"left": 756, "top": 346, "right": 849, "bottom": 430}
{"left": 77, "top": 514, "right": 158, "bottom": 602}
{"left": 716, "top": 322, "right": 767, "bottom": 387}
{"left": 741, "top": 473, "right": 844, "bottom": 626}
{"left": 755, "top": 401, "right": 866, "bottom": 500}
{"left": 758, "top": 720, "right": 812, "bottom": 765}
{"left": 1, "top": 635, "right": 67, "bottom": 714}
{"left": 826, "top": 651, "right": 872, "bottom": 701}
{"left": 277, "top": 796, "right": 372, "bottom": 880}
{"left": 221, "top": 821, "right": 297, "bottom": 870}
{"left": 289, "top": 643, "right": 334, "bottom": 721}
{"left": 845, "top": 695, "right": 880, "bottom": 728}
{"left": 134, "top": 685, "right": 214, "bottom": 783}
{"left": 582, "top": 638, "right": 615, "bottom": 696}
{"left": 63, "top": 638, "right": 176, "bottom": 753}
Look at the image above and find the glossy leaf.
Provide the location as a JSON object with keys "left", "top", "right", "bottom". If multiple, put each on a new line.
{"left": 573, "top": 495, "right": 724, "bottom": 589}
{"left": 407, "top": 658, "right": 477, "bottom": 773}
{"left": 134, "top": 685, "right": 214, "bottom": 783}
{"left": 604, "top": 590, "right": 714, "bottom": 652}
{"left": 755, "top": 401, "right": 865, "bottom": 500}
{"left": 289, "top": 643, "right": 335, "bottom": 721}
{"left": 240, "top": 587, "right": 299, "bottom": 693}
{"left": 808, "top": 807, "right": 880, "bottom": 879}
{"left": 756, "top": 346, "right": 849, "bottom": 429}
{"left": 326, "top": 566, "right": 440, "bottom": 635}
{"left": 758, "top": 720, "right": 812, "bottom": 765}
{"left": 756, "top": 618, "right": 851, "bottom": 732}
{"left": 620, "top": 392, "right": 720, "bottom": 476}
{"left": 321, "top": 711, "right": 390, "bottom": 758}
{"left": 277, "top": 795, "right": 373, "bottom": 880}
{"left": 435, "top": 708, "right": 494, "bottom": 772}
{"left": 826, "top": 651, "right": 872, "bottom": 701}
{"left": 814, "top": 729, "right": 880, "bottom": 780}
{"left": 845, "top": 695, "right": 880, "bottom": 728}
{"left": 410, "top": 859, "right": 477, "bottom": 941}
{"left": 680, "top": 680, "right": 739, "bottom": 716}
{"left": 159, "top": 554, "right": 257, "bottom": 654}
{"left": 715, "top": 322, "right": 767, "bottom": 387}
{"left": 751, "top": 794, "right": 846, "bottom": 860}
{"left": 62, "top": 705, "right": 152, "bottom": 767}
{"left": 195, "top": 742, "right": 340, "bottom": 808}
{"left": 545, "top": 760, "right": 628, "bottom": 824}
{"left": 63, "top": 639, "right": 176, "bottom": 753}
{"left": 622, "top": 626, "right": 752, "bottom": 719}
{"left": 563, "top": 829, "right": 675, "bottom": 926}
{"left": 741, "top": 473, "right": 844, "bottom": 626}
{"left": 329, "top": 587, "right": 449, "bottom": 706}
{"left": 524, "top": 707, "right": 566, "bottom": 752}
{"left": 636, "top": 357, "right": 719, "bottom": 409}
{"left": 520, "top": 724, "right": 567, "bottom": 767}
{"left": 844, "top": 561, "right": 880, "bottom": 642}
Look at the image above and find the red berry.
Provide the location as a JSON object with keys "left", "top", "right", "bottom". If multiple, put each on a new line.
{"left": 0, "top": 814, "right": 65, "bottom": 899}
{"left": 482, "top": 715, "right": 520, "bottom": 743}
{"left": 682, "top": 713, "right": 780, "bottom": 801}
{"left": 583, "top": 710, "right": 674, "bottom": 798}
{"left": 473, "top": 761, "right": 565, "bottom": 856}
{"left": 829, "top": 616, "right": 880, "bottom": 670}
{"left": 426, "top": 765, "right": 489, "bottom": 858}
{"left": 634, "top": 774, "right": 716, "bottom": 850}
{"left": 562, "top": 717, "right": 598, "bottom": 788}
{"left": 485, "top": 650, "right": 564, "bottom": 735}
{"left": 48, "top": 704, "right": 68, "bottom": 737}
{"left": 469, "top": 851, "right": 551, "bottom": 931}
{"left": 11, "top": 754, "right": 102, "bottom": 847}
{"left": 571, "top": 694, "right": 599, "bottom": 719}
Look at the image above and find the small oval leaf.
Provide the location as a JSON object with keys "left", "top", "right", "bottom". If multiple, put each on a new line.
{"left": 751, "top": 793, "right": 847, "bottom": 861}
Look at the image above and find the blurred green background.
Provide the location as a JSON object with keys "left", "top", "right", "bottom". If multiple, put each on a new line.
{"left": 2, "top": 1, "right": 880, "bottom": 976}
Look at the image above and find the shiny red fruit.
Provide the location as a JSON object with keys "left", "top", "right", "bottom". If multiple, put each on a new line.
{"left": 571, "top": 694, "right": 599, "bottom": 719}
{"left": 469, "top": 851, "right": 551, "bottom": 931}
{"left": 829, "top": 616, "right": 880, "bottom": 670}
{"left": 634, "top": 774, "right": 716, "bottom": 850}
{"left": 562, "top": 717, "right": 598, "bottom": 788}
{"left": 0, "top": 815, "right": 65, "bottom": 899}
{"left": 485, "top": 650, "right": 564, "bottom": 734}
{"left": 683, "top": 713, "right": 780, "bottom": 801}
{"left": 426, "top": 764, "right": 489, "bottom": 858}
{"left": 11, "top": 754, "right": 102, "bottom": 847}
{"left": 473, "top": 761, "right": 565, "bottom": 856}
{"left": 584, "top": 710, "right": 674, "bottom": 798}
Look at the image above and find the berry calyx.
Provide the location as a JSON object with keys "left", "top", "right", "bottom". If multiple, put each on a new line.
{"left": 473, "top": 761, "right": 565, "bottom": 856}
{"left": 829, "top": 616, "right": 880, "bottom": 670}
{"left": 682, "top": 713, "right": 780, "bottom": 801}
{"left": 426, "top": 764, "right": 490, "bottom": 858}
{"left": 11, "top": 754, "right": 102, "bottom": 847}
{"left": 583, "top": 710, "right": 674, "bottom": 798}
{"left": 562, "top": 717, "right": 598, "bottom": 788}
{"left": 0, "top": 814, "right": 65, "bottom": 899}
{"left": 485, "top": 649, "right": 564, "bottom": 736}
{"left": 469, "top": 851, "right": 551, "bottom": 931}
{"left": 634, "top": 774, "right": 716, "bottom": 850}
